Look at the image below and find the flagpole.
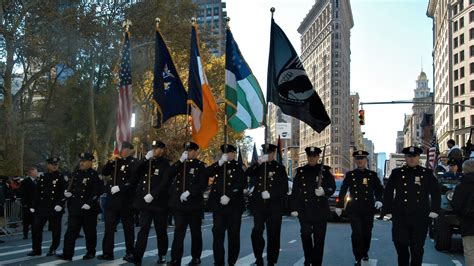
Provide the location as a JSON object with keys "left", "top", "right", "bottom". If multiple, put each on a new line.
{"left": 222, "top": 17, "right": 232, "bottom": 196}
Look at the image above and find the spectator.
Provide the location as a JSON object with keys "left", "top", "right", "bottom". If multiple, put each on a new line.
{"left": 452, "top": 160, "right": 474, "bottom": 266}
{"left": 435, "top": 153, "right": 449, "bottom": 177}
{"left": 447, "top": 139, "right": 463, "bottom": 171}
{"left": 20, "top": 167, "right": 38, "bottom": 240}
{"left": 444, "top": 159, "right": 463, "bottom": 180}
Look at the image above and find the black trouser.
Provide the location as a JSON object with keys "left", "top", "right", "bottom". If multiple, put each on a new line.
{"left": 32, "top": 214, "right": 62, "bottom": 254}
{"left": 392, "top": 215, "right": 429, "bottom": 266}
{"left": 134, "top": 210, "right": 168, "bottom": 260}
{"left": 62, "top": 214, "right": 97, "bottom": 257}
{"left": 170, "top": 210, "right": 202, "bottom": 264}
{"left": 22, "top": 207, "right": 34, "bottom": 238}
{"left": 348, "top": 211, "right": 374, "bottom": 261}
{"left": 212, "top": 211, "right": 242, "bottom": 265}
{"left": 299, "top": 220, "right": 327, "bottom": 266}
{"left": 251, "top": 209, "right": 282, "bottom": 264}
{"left": 102, "top": 207, "right": 135, "bottom": 256}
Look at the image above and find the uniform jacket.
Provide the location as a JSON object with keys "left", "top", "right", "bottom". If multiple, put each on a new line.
{"left": 66, "top": 168, "right": 103, "bottom": 215}
{"left": 20, "top": 177, "right": 36, "bottom": 208}
{"left": 207, "top": 160, "right": 247, "bottom": 213}
{"left": 101, "top": 156, "right": 139, "bottom": 210}
{"left": 246, "top": 160, "right": 288, "bottom": 213}
{"left": 290, "top": 164, "right": 336, "bottom": 221}
{"left": 133, "top": 156, "right": 171, "bottom": 212}
{"left": 337, "top": 168, "right": 383, "bottom": 214}
{"left": 32, "top": 171, "right": 67, "bottom": 216}
{"left": 382, "top": 165, "right": 441, "bottom": 218}
{"left": 168, "top": 159, "right": 207, "bottom": 211}
{"left": 452, "top": 172, "right": 474, "bottom": 237}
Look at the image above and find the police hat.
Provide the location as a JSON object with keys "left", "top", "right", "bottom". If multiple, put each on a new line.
{"left": 183, "top": 142, "right": 199, "bottom": 151}
{"left": 305, "top": 146, "right": 322, "bottom": 156}
{"left": 220, "top": 144, "right": 237, "bottom": 153}
{"left": 352, "top": 150, "right": 369, "bottom": 157}
{"left": 447, "top": 158, "right": 458, "bottom": 166}
{"left": 151, "top": 140, "right": 166, "bottom": 149}
{"left": 46, "top": 157, "right": 61, "bottom": 165}
{"left": 401, "top": 146, "right": 423, "bottom": 156}
{"left": 261, "top": 143, "right": 278, "bottom": 153}
{"left": 121, "top": 141, "right": 134, "bottom": 150}
{"left": 79, "top": 152, "right": 94, "bottom": 161}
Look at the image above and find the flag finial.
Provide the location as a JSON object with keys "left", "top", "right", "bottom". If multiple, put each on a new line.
{"left": 191, "top": 17, "right": 197, "bottom": 25}
{"left": 225, "top": 17, "right": 230, "bottom": 29}
{"left": 123, "top": 19, "right": 132, "bottom": 32}
{"left": 270, "top": 7, "right": 275, "bottom": 17}
{"left": 155, "top": 17, "right": 161, "bottom": 29}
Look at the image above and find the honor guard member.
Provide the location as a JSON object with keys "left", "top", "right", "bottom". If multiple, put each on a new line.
{"left": 20, "top": 167, "right": 38, "bottom": 239}
{"left": 168, "top": 142, "right": 208, "bottom": 265}
{"left": 383, "top": 146, "right": 441, "bottom": 266}
{"left": 207, "top": 144, "right": 247, "bottom": 266}
{"left": 57, "top": 153, "right": 103, "bottom": 261}
{"left": 27, "top": 157, "right": 67, "bottom": 257}
{"left": 127, "top": 141, "right": 172, "bottom": 265}
{"left": 289, "top": 146, "right": 336, "bottom": 266}
{"left": 245, "top": 143, "right": 288, "bottom": 266}
{"left": 336, "top": 150, "right": 384, "bottom": 266}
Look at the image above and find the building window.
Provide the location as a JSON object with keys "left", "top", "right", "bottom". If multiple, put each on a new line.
{"left": 462, "top": 100, "right": 466, "bottom": 111}
{"left": 455, "top": 119, "right": 459, "bottom": 128}
{"left": 335, "top": 11, "right": 339, "bottom": 18}
{"left": 470, "top": 11, "right": 474, "bottom": 22}
{"left": 455, "top": 85, "right": 459, "bottom": 97}
{"left": 471, "top": 63, "right": 474, "bottom": 74}
{"left": 461, "top": 17, "right": 465, "bottom": 28}
{"left": 455, "top": 53, "right": 459, "bottom": 64}
{"left": 461, "top": 83, "right": 466, "bottom": 94}
{"left": 461, "top": 67, "right": 465, "bottom": 78}
{"left": 454, "top": 4, "right": 458, "bottom": 16}
{"left": 454, "top": 21, "right": 459, "bottom": 32}
{"left": 471, "top": 45, "right": 474, "bottom": 56}
{"left": 335, "top": 0, "right": 339, "bottom": 8}
{"left": 471, "top": 115, "right": 474, "bottom": 126}
{"left": 471, "top": 97, "right": 474, "bottom": 106}
{"left": 461, "top": 50, "right": 465, "bottom": 61}
{"left": 460, "top": 1, "right": 465, "bottom": 11}
{"left": 471, "top": 80, "right": 474, "bottom": 91}
{"left": 462, "top": 117, "right": 466, "bottom": 127}
{"left": 455, "top": 104, "right": 459, "bottom": 113}
{"left": 454, "top": 69, "right": 459, "bottom": 80}
{"left": 454, "top": 37, "right": 459, "bottom": 48}
{"left": 461, "top": 34, "right": 465, "bottom": 45}
{"left": 470, "top": 28, "right": 474, "bottom": 39}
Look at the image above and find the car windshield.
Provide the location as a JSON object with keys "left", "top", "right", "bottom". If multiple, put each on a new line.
{"left": 335, "top": 179, "right": 343, "bottom": 190}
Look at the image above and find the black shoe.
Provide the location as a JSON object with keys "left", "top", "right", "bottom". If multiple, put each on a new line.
{"left": 46, "top": 250, "right": 56, "bottom": 256}
{"left": 169, "top": 260, "right": 181, "bottom": 266}
{"left": 157, "top": 255, "right": 166, "bottom": 264}
{"left": 189, "top": 258, "right": 201, "bottom": 265}
{"left": 363, "top": 255, "right": 369, "bottom": 261}
{"left": 27, "top": 251, "right": 41, "bottom": 256}
{"left": 268, "top": 263, "right": 275, "bottom": 266}
{"left": 97, "top": 254, "right": 114, "bottom": 260}
{"left": 123, "top": 253, "right": 135, "bottom": 263}
{"left": 253, "top": 259, "right": 264, "bottom": 266}
{"left": 354, "top": 260, "right": 361, "bottom": 266}
{"left": 83, "top": 253, "right": 95, "bottom": 260}
{"left": 56, "top": 254, "right": 73, "bottom": 261}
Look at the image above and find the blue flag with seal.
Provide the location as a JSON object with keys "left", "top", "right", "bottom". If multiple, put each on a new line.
{"left": 153, "top": 29, "right": 188, "bottom": 128}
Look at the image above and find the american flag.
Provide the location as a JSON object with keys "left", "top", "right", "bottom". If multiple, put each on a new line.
{"left": 114, "top": 30, "right": 132, "bottom": 154}
{"left": 426, "top": 136, "right": 439, "bottom": 170}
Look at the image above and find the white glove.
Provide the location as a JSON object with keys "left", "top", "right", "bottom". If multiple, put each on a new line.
{"left": 261, "top": 190, "right": 270, "bottom": 199}
{"left": 64, "top": 191, "right": 72, "bottom": 198}
{"left": 220, "top": 195, "right": 230, "bottom": 205}
{"left": 218, "top": 154, "right": 228, "bottom": 166}
{"left": 111, "top": 185, "right": 120, "bottom": 194}
{"left": 81, "top": 204, "right": 91, "bottom": 210}
{"left": 54, "top": 205, "right": 63, "bottom": 212}
{"left": 145, "top": 150, "right": 153, "bottom": 160}
{"left": 291, "top": 211, "right": 298, "bottom": 217}
{"left": 429, "top": 212, "right": 439, "bottom": 219}
{"left": 144, "top": 194, "right": 153, "bottom": 203}
{"left": 180, "top": 151, "right": 188, "bottom": 163}
{"left": 315, "top": 187, "right": 325, "bottom": 196}
{"left": 258, "top": 154, "right": 269, "bottom": 164}
{"left": 29, "top": 208, "right": 35, "bottom": 213}
{"left": 180, "top": 191, "right": 190, "bottom": 202}
{"left": 335, "top": 208, "right": 342, "bottom": 217}
{"left": 374, "top": 201, "right": 383, "bottom": 209}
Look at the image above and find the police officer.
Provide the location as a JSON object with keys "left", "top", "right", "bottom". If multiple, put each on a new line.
{"left": 57, "top": 153, "right": 103, "bottom": 261}
{"left": 98, "top": 141, "right": 138, "bottom": 261}
{"left": 207, "top": 144, "right": 247, "bottom": 266}
{"left": 168, "top": 142, "right": 207, "bottom": 265}
{"left": 127, "top": 141, "right": 171, "bottom": 265}
{"left": 27, "top": 157, "right": 67, "bottom": 257}
{"left": 20, "top": 167, "right": 38, "bottom": 240}
{"left": 289, "top": 146, "right": 336, "bottom": 266}
{"left": 246, "top": 144, "right": 288, "bottom": 266}
{"left": 382, "top": 146, "right": 441, "bottom": 266}
{"left": 336, "top": 150, "right": 383, "bottom": 266}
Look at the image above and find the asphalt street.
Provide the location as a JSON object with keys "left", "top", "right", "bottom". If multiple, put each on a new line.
{"left": 0, "top": 213, "right": 466, "bottom": 265}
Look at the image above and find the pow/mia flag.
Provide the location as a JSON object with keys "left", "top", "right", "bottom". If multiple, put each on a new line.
{"left": 267, "top": 17, "right": 331, "bottom": 133}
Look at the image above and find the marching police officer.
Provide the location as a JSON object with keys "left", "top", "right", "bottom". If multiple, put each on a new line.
{"left": 383, "top": 146, "right": 441, "bottom": 266}
{"left": 168, "top": 142, "right": 208, "bottom": 265}
{"left": 127, "top": 140, "right": 171, "bottom": 265}
{"left": 98, "top": 141, "right": 138, "bottom": 261}
{"left": 246, "top": 143, "right": 288, "bottom": 266}
{"left": 207, "top": 144, "right": 247, "bottom": 266}
{"left": 336, "top": 150, "right": 384, "bottom": 266}
{"left": 57, "top": 153, "right": 103, "bottom": 261}
{"left": 27, "top": 157, "right": 66, "bottom": 257}
{"left": 289, "top": 146, "right": 336, "bottom": 266}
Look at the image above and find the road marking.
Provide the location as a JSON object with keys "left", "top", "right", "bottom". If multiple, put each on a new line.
{"left": 236, "top": 252, "right": 267, "bottom": 265}
{"left": 452, "top": 260, "right": 463, "bottom": 266}
{"left": 362, "top": 259, "right": 378, "bottom": 266}
{"left": 293, "top": 257, "right": 305, "bottom": 265}
{"left": 288, "top": 239, "right": 297, "bottom": 244}
{"left": 0, "top": 246, "right": 49, "bottom": 256}
{"left": 182, "top": 250, "right": 213, "bottom": 265}
{"left": 421, "top": 264, "right": 438, "bottom": 266}
{"left": 2, "top": 246, "right": 85, "bottom": 265}
{"left": 371, "top": 238, "right": 379, "bottom": 241}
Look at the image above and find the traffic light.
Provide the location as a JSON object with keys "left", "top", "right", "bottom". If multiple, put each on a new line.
{"left": 358, "top": 109, "right": 365, "bottom": 125}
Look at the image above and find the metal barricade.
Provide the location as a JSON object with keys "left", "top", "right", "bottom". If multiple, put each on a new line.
{"left": 3, "top": 198, "right": 23, "bottom": 227}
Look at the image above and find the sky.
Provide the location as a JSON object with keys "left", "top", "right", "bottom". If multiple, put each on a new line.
{"left": 224, "top": 0, "right": 434, "bottom": 155}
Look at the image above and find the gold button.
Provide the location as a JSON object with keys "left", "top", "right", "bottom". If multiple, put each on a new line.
{"left": 404, "top": 199, "right": 407, "bottom": 202}
{"left": 304, "top": 191, "right": 307, "bottom": 194}
{"left": 417, "top": 191, "right": 420, "bottom": 194}
{"left": 402, "top": 176, "right": 405, "bottom": 179}
{"left": 404, "top": 183, "right": 407, "bottom": 186}
{"left": 405, "top": 191, "right": 408, "bottom": 194}
{"left": 355, "top": 197, "right": 358, "bottom": 200}
{"left": 305, "top": 199, "right": 308, "bottom": 202}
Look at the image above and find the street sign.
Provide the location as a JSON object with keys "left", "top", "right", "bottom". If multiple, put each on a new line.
{"left": 276, "top": 123, "right": 292, "bottom": 139}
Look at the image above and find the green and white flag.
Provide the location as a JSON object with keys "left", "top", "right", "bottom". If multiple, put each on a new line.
{"left": 225, "top": 28, "right": 266, "bottom": 133}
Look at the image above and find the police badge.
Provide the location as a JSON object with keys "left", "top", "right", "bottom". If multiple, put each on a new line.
{"left": 83, "top": 178, "right": 88, "bottom": 185}
{"left": 120, "top": 165, "right": 126, "bottom": 171}
{"left": 189, "top": 168, "right": 195, "bottom": 175}
{"left": 363, "top": 178, "right": 368, "bottom": 185}
{"left": 415, "top": 176, "right": 421, "bottom": 185}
